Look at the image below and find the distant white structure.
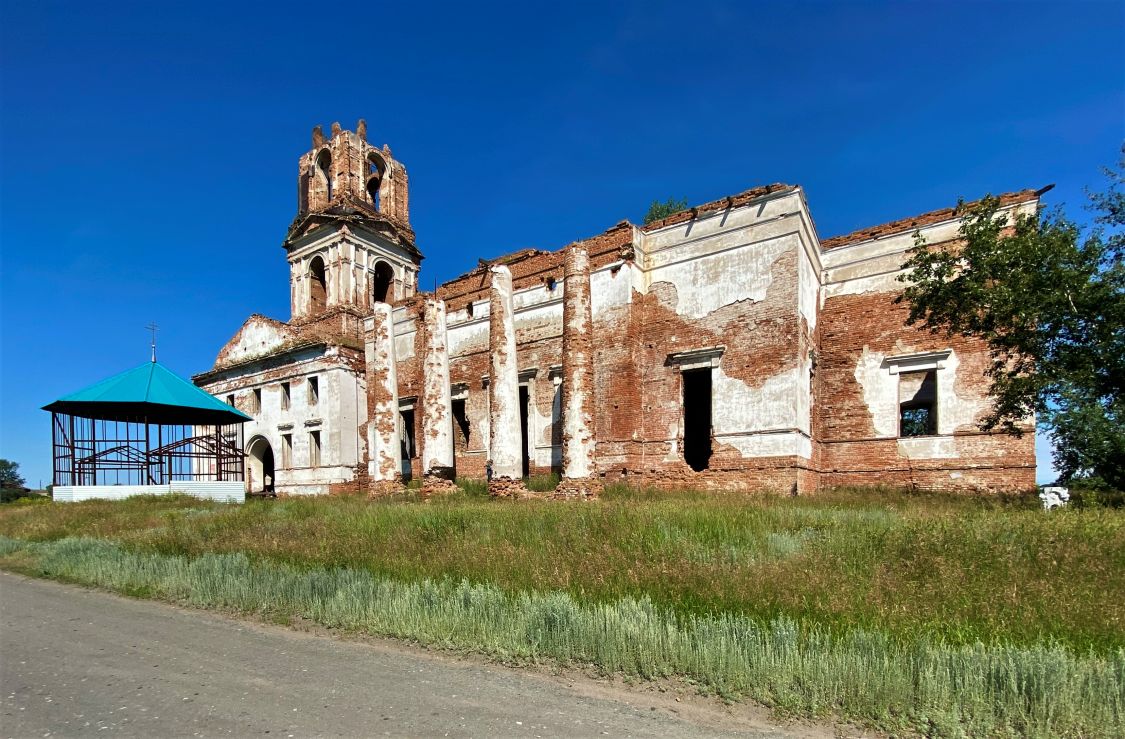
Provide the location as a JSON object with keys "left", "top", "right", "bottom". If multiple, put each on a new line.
{"left": 1039, "top": 486, "right": 1070, "bottom": 510}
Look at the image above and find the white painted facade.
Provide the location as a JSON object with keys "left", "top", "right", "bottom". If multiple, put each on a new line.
{"left": 197, "top": 342, "right": 366, "bottom": 496}
{"left": 54, "top": 482, "right": 244, "bottom": 503}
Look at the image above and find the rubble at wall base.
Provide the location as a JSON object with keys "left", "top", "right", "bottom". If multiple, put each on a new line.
{"left": 420, "top": 475, "right": 459, "bottom": 499}
{"left": 552, "top": 477, "right": 601, "bottom": 500}
{"left": 369, "top": 479, "right": 405, "bottom": 497}
{"left": 488, "top": 476, "right": 531, "bottom": 499}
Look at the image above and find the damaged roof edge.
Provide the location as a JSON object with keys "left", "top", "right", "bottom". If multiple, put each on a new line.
{"left": 435, "top": 183, "right": 797, "bottom": 292}
{"left": 820, "top": 188, "right": 1045, "bottom": 250}
{"left": 192, "top": 338, "right": 361, "bottom": 385}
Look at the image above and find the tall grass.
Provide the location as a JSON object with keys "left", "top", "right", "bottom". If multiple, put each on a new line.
{"left": 1, "top": 535, "right": 1119, "bottom": 737}
{"left": 2, "top": 489, "right": 1122, "bottom": 652}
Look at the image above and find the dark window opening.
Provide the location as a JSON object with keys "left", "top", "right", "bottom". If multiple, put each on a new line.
{"left": 466, "top": 301, "right": 475, "bottom": 318}
{"left": 899, "top": 370, "right": 938, "bottom": 437}
{"left": 452, "top": 398, "right": 470, "bottom": 451}
{"left": 252, "top": 388, "right": 262, "bottom": 414}
{"left": 519, "top": 385, "right": 530, "bottom": 477}
{"left": 281, "top": 382, "right": 290, "bottom": 411}
{"left": 309, "top": 256, "right": 327, "bottom": 313}
{"left": 400, "top": 409, "right": 416, "bottom": 459}
{"left": 373, "top": 261, "right": 394, "bottom": 304}
{"left": 682, "top": 369, "right": 712, "bottom": 472}
{"left": 307, "top": 376, "right": 319, "bottom": 406}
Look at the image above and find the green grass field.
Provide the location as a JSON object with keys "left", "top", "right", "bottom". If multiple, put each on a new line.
{"left": 1, "top": 487, "right": 1122, "bottom": 736}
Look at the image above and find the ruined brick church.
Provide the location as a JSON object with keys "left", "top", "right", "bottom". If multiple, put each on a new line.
{"left": 193, "top": 121, "right": 1038, "bottom": 497}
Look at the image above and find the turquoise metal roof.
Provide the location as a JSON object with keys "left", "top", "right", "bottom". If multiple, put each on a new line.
{"left": 43, "top": 361, "right": 252, "bottom": 425}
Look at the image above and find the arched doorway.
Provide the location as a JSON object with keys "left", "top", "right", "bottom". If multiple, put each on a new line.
{"left": 246, "top": 436, "right": 275, "bottom": 495}
{"left": 373, "top": 261, "right": 394, "bottom": 304}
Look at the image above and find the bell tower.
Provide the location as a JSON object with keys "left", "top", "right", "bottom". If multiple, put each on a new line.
{"left": 284, "top": 121, "right": 422, "bottom": 324}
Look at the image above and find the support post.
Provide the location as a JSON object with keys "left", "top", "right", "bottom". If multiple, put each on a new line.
{"left": 556, "top": 244, "right": 601, "bottom": 499}
{"left": 420, "top": 297, "right": 457, "bottom": 497}
{"left": 487, "top": 265, "right": 528, "bottom": 497}
{"left": 365, "top": 303, "right": 404, "bottom": 495}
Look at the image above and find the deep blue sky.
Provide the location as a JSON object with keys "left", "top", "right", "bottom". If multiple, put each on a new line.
{"left": 2, "top": 1, "right": 1122, "bottom": 487}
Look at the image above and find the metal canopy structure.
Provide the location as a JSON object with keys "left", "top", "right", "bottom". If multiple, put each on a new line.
{"left": 44, "top": 361, "right": 252, "bottom": 493}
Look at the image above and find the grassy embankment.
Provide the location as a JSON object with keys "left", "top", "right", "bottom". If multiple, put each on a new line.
{"left": 1, "top": 487, "right": 1122, "bottom": 736}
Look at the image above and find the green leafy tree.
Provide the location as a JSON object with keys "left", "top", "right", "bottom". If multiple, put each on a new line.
{"left": 896, "top": 152, "right": 1124, "bottom": 488}
{"left": 0, "top": 459, "right": 25, "bottom": 489}
{"left": 643, "top": 197, "right": 688, "bottom": 225}
{"left": 0, "top": 459, "right": 32, "bottom": 503}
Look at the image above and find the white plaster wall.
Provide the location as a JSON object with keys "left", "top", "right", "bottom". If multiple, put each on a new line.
{"left": 821, "top": 200, "right": 1039, "bottom": 299}
{"left": 712, "top": 365, "right": 800, "bottom": 437}
{"left": 512, "top": 300, "right": 563, "bottom": 338}
{"left": 200, "top": 350, "right": 364, "bottom": 495}
{"left": 447, "top": 318, "right": 490, "bottom": 356}
{"left": 54, "top": 482, "right": 244, "bottom": 503}
{"left": 215, "top": 317, "right": 299, "bottom": 367}
{"left": 525, "top": 377, "right": 560, "bottom": 470}
{"left": 648, "top": 233, "right": 795, "bottom": 319}
{"left": 640, "top": 190, "right": 801, "bottom": 254}
{"left": 798, "top": 241, "right": 819, "bottom": 330}
{"left": 286, "top": 227, "right": 419, "bottom": 319}
{"left": 590, "top": 263, "right": 635, "bottom": 319}
{"left": 853, "top": 347, "right": 982, "bottom": 445}
{"left": 718, "top": 431, "right": 813, "bottom": 459}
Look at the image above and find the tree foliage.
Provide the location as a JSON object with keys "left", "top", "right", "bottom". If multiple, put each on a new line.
{"left": 643, "top": 197, "right": 688, "bottom": 225}
{"left": 0, "top": 458, "right": 32, "bottom": 503}
{"left": 896, "top": 151, "right": 1124, "bottom": 488}
{"left": 0, "top": 459, "right": 25, "bottom": 489}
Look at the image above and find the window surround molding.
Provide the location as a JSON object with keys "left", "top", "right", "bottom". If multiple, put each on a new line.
{"left": 666, "top": 346, "right": 725, "bottom": 372}
{"left": 882, "top": 349, "right": 951, "bottom": 376}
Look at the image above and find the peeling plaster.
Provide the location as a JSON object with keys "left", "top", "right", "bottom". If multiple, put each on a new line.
{"left": 367, "top": 303, "right": 401, "bottom": 482}
{"left": 658, "top": 236, "right": 790, "bottom": 319}
{"left": 420, "top": 299, "right": 454, "bottom": 473}
{"left": 713, "top": 364, "right": 799, "bottom": 435}
{"left": 488, "top": 266, "right": 523, "bottom": 479}
{"left": 854, "top": 347, "right": 898, "bottom": 438}
{"left": 854, "top": 347, "right": 982, "bottom": 444}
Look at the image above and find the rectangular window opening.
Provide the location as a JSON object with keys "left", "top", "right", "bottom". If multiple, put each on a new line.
{"left": 252, "top": 388, "right": 262, "bottom": 414}
{"left": 899, "top": 370, "right": 938, "bottom": 437}
{"left": 451, "top": 398, "right": 470, "bottom": 450}
{"left": 519, "top": 385, "right": 530, "bottom": 478}
{"left": 308, "top": 430, "right": 321, "bottom": 467}
{"left": 682, "top": 368, "right": 713, "bottom": 472}
{"left": 307, "top": 376, "right": 319, "bottom": 406}
{"left": 400, "top": 409, "right": 416, "bottom": 459}
{"left": 281, "top": 433, "right": 292, "bottom": 468}
{"left": 281, "top": 382, "right": 291, "bottom": 411}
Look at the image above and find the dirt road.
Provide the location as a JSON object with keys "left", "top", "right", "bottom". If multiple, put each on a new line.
{"left": 0, "top": 572, "right": 824, "bottom": 738}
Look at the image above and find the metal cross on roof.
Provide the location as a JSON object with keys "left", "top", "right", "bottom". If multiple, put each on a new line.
{"left": 146, "top": 322, "right": 158, "bottom": 362}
